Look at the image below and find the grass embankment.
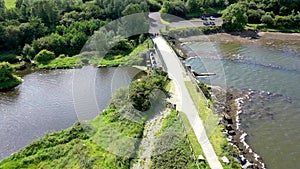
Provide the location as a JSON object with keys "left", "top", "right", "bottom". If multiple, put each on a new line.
{"left": 245, "top": 23, "right": 300, "bottom": 33}
{"left": 0, "top": 99, "right": 144, "bottom": 169}
{"left": 179, "top": 112, "right": 210, "bottom": 169}
{"left": 4, "top": 0, "right": 16, "bottom": 9}
{"left": 94, "top": 39, "right": 153, "bottom": 67}
{"left": 185, "top": 7, "right": 224, "bottom": 18}
{"left": 151, "top": 110, "right": 198, "bottom": 169}
{"left": 185, "top": 81, "right": 241, "bottom": 169}
{"left": 36, "top": 55, "right": 84, "bottom": 69}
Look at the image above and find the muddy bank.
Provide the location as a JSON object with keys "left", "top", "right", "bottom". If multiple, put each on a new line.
{"left": 176, "top": 32, "right": 300, "bottom": 55}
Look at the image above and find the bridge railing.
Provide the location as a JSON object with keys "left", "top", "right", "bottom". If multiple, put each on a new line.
{"left": 153, "top": 42, "right": 168, "bottom": 72}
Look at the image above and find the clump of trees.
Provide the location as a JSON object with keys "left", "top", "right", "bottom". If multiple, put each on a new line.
{"left": 0, "top": 62, "right": 22, "bottom": 91}
{"left": 222, "top": 2, "right": 248, "bottom": 31}
{"left": 222, "top": 0, "right": 300, "bottom": 31}
{"left": 130, "top": 69, "right": 169, "bottom": 111}
{"left": 0, "top": 0, "right": 151, "bottom": 64}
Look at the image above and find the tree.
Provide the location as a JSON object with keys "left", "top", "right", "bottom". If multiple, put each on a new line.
{"left": 148, "top": 0, "right": 161, "bottom": 12}
{"left": 222, "top": 3, "right": 248, "bottom": 31}
{"left": 122, "top": 3, "right": 143, "bottom": 16}
{"left": 293, "top": 12, "right": 300, "bottom": 28}
{"left": 68, "top": 32, "right": 88, "bottom": 56}
{"left": 247, "top": 9, "right": 265, "bottom": 24}
{"left": 16, "top": 0, "right": 23, "bottom": 8}
{"left": 186, "top": 0, "right": 201, "bottom": 13}
{"left": 0, "top": 0, "right": 4, "bottom": 9}
{"left": 32, "top": 33, "right": 67, "bottom": 56}
{"left": 22, "top": 44, "right": 36, "bottom": 61}
{"left": 34, "top": 49, "right": 56, "bottom": 64}
{"left": 273, "top": 15, "right": 293, "bottom": 29}
{"left": 261, "top": 14, "right": 274, "bottom": 26}
{"left": 20, "top": 17, "right": 47, "bottom": 44}
{"left": 162, "top": 1, "right": 187, "bottom": 17}
{"left": 2, "top": 25, "right": 22, "bottom": 50}
{"left": 5, "top": 8, "right": 21, "bottom": 20}
{"left": 31, "top": 0, "right": 59, "bottom": 29}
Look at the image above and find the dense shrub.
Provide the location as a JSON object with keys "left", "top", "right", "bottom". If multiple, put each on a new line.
{"left": 161, "top": 1, "right": 187, "bottom": 17}
{"left": 0, "top": 62, "right": 22, "bottom": 90}
{"left": 129, "top": 69, "right": 169, "bottom": 111}
{"left": 274, "top": 15, "right": 294, "bottom": 28}
{"left": 222, "top": 3, "right": 248, "bottom": 31}
{"left": 261, "top": 14, "right": 274, "bottom": 26}
{"left": 247, "top": 9, "right": 265, "bottom": 24}
{"left": 198, "top": 82, "right": 212, "bottom": 100}
{"left": 34, "top": 49, "right": 56, "bottom": 64}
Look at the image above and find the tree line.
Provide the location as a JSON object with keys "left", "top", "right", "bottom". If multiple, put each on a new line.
{"left": 157, "top": 0, "right": 300, "bottom": 30}
{"left": 222, "top": 0, "right": 300, "bottom": 31}
{"left": 0, "top": 0, "right": 151, "bottom": 62}
{"left": 0, "top": 0, "right": 299, "bottom": 63}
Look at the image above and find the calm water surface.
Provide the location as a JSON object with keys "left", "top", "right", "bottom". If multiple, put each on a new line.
{"left": 185, "top": 40, "right": 300, "bottom": 169}
{"left": 0, "top": 66, "right": 142, "bottom": 160}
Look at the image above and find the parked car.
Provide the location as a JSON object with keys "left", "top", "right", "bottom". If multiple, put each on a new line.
{"left": 203, "top": 21, "right": 210, "bottom": 26}
{"left": 210, "top": 21, "right": 215, "bottom": 25}
{"left": 209, "top": 16, "right": 215, "bottom": 20}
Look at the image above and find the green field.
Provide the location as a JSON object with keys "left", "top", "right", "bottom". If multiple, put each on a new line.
{"left": 4, "top": 0, "right": 16, "bottom": 9}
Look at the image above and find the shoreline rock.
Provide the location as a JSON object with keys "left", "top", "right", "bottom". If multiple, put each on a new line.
{"left": 212, "top": 87, "right": 266, "bottom": 169}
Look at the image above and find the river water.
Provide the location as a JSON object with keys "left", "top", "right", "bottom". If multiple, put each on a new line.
{"left": 0, "top": 66, "right": 143, "bottom": 160}
{"left": 184, "top": 38, "right": 300, "bottom": 169}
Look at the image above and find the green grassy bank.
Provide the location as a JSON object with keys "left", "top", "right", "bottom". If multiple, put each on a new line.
{"left": 185, "top": 81, "right": 241, "bottom": 169}
{"left": 151, "top": 110, "right": 198, "bottom": 169}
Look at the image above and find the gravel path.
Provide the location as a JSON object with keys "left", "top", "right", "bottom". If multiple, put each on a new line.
{"left": 131, "top": 111, "right": 165, "bottom": 169}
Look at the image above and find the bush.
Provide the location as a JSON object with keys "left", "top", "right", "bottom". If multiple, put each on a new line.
{"left": 0, "top": 62, "right": 22, "bottom": 91}
{"left": 197, "top": 82, "right": 212, "bottom": 100}
{"left": 247, "top": 9, "right": 264, "bottom": 24}
{"left": 274, "top": 15, "right": 294, "bottom": 28}
{"left": 261, "top": 14, "right": 274, "bottom": 26}
{"left": 0, "top": 52, "right": 19, "bottom": 63}
{"left": 22, "top": 44, "right": 36, "bottom": 61}
{"left": 34, "top": 49, "right": 56, "bottom": 64}
{"left": 147, "top": 0, "right": 161, "bottom": 12}
{"left": 162, "top": 1, "right": 187, "bottom": 17}
{"left": 129, "top": 70, "right": 169, "bottom": 111}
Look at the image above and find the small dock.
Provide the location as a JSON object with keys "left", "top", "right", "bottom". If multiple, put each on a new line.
{"left": 192, "top": 71, "right": 216, "bottom": 76}
{"left": 185, "top": 65, "right": 216, "bottom": 77}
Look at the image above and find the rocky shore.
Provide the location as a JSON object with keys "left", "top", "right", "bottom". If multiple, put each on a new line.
{"left": 211, "top": 87, "right": 266, "bottom": 169}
